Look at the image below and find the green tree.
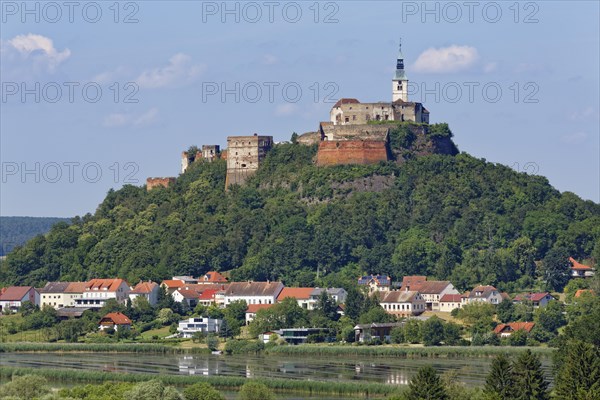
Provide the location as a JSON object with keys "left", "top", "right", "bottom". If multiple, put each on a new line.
{"left": 391, "top": 326, "right": 405, "bottom": 344}
{"left": 0, "top": 375, "right": 50, "bottom": 399}
{"left": 315, "top": 290, "right": 339, "bottom": 321}
{"left": 125, "top": 380, "right": 182, "bottom": 400}
{"left": 405, "top": 366, "right": 449, "bottom": 400}
{"left": 541, "top": 247, "right": 571, "bottom": 292}
{"left": 422, "top": 316, "right": 445, "bottom": 346}
{"left": 183, "top": 383, "right": 224, "bottom": 400}
{"left": 484, "top": 354, "right": 514, "bottom": 400}
{"left": 554, "top": 340, "right": 600, "bottom": 400}
{"left": 496, "top": 299, "right": 515, "bottom": 323}
{"left": 238, "top": 381, "right": 274, "bottom": 400}
{"left": 344, "top": 286, "right": 364, "bottom": 321}
{"left": 533, "top": 300, "right": 565, "bottom": 334}
{"left": 512, "top": 350, "right": 549, "bottom": 400}
{"left": 404, "top": 319, "right": 422, "bottom": 344}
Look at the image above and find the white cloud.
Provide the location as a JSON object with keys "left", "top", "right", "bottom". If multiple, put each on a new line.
{"left": 569, "top": 106, "right": 598, "bottom": 121}
{"left": 275, "top": 104, "right": 297, "bottom": 116}
{"left": 561, "top": 132, "right": 588, "bottom": 144}
{"left": 413, "top": 45, "right": 479, "bottom": 74}
{"left": 136, "top": 54, "right": 205, "bottom": 89}
{"left": 1, "top": 33, "right": 70, "bottom": 71}
{"left": 483, "top": 62, "right": 497, "bottom": 73}
{"left": 103, "top": 108, "right": 159, "bottom": 128}
{"left": 263, "top": 54, "right": 278, "bottom": 65}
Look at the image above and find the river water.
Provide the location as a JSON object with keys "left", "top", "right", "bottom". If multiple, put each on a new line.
{"left": 0, "top": 351, "right": 553, "bottom": 388}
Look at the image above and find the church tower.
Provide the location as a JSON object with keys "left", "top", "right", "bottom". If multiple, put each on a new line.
{"left": 392, "top": 39, "right": 409, "bottom": 102}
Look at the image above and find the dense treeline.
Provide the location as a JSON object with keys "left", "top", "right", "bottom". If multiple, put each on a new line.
{"left": 0, "top": 217, "right": 69, "bottom": 256}
{"left": 1, "top": 127, "right": 598, "bottom": 289}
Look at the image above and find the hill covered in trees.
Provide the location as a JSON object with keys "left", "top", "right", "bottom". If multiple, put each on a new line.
{"left": 0, "top": 217, "right": 70, "bottom": 257}
{"left": 1, "top": 123, "right": 598, "bottom": 290}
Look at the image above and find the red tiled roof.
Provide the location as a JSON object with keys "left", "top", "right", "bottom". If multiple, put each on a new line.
{"left": 201, "top": 271, "right": 227, "bottom": 283}
{"left": 529, "top": 293, "right": 552, "bottom": 302}
{"left": 412, "top": 281, "right": 453, "bottom": 294}
{"left": 277, "top": 287, "right": 314, "bottom": 301}
{"left": 440, "top": 294, "right": 462, "bottom": 303}
{"left": 199, "top": 289, "right": 218, "bottom": 300}
{"left": 162, "top": 280, "right": 185, "bottom": 288}
{"left": 65, "top": 282, "right": 87, "bottom": 293}
{"left": 177, "top": 289, "right": 200, "bottom": 299}
{"left": 100, "top": 312, "right": 131, "bottom": 325}
{"left": 246, "top": 304, "right": 274, "bottom": 313}
{"left": 493, "top": 322, "right": 535, "bottom": 334}
{"left": 333, "top": 98, "right": 360, "bottom": 108}
{"left": 130, "top": 281, "right": 158, "bottom": 294}
{"left": 402, "top": 276, "right": 427, "bottom": 289}
{"left": 85, "top": 279, "right": 128, "bottom": 292}
{"left": 570, "top": 257, "right": 593, "bottom": 270}
{"left": 0, "top": 286, "right": 34, "bottom": 301}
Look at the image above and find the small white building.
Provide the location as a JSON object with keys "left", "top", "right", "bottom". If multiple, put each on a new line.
{"left": 129, "top": 281, "right": 160, "bottom": 306}
{"left": 404, "top": 280, "right": 460, "bottom": 311}
{"left": 379, "top": 290, "right": 426, "bottom": 317}
{"left": 0, "top": 286, "right": 40, "bottom": 312}
{"left": 177, "top": 317, "right": 222, "bottom": 338}
{"left": 223, "top": 281, "right": 284, "bottom": 306}
{"left": 439, "top": 293, "right": 464, "bottom": 312}
{"left": 467, "top": 285, "right": 504, "bottom": 305}
{"left": 172, "top": 289, "right": 200, "bottom": 308}
{"left": 310, "top": 288, "right": 348, "bottom": 305}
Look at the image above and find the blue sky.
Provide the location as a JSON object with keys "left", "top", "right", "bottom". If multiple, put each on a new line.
{"left": 1, "top": 1, "right": 599, "bottom": 217}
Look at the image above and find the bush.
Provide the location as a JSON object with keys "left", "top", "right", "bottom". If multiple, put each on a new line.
{"left": 238, "top": 381, "right": 274, "bottom": 400}
{"left": 224, "top": 340, "right": 264, "bottom": 355}
{"left": 183, "top": 382, "right": 224, "bottom": 400}
{"left": 0, "top": 374, "right": 50, "bottom": 399}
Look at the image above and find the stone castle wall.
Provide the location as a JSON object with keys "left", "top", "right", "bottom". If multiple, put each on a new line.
{"left": 316, "top": 141, "right": 389, "bottom": 166}
{"left": 146, "top": 177, "right": 176, "bottom": 190}
{"left": 225, "top": 135, "right": 272, "bottom": 187}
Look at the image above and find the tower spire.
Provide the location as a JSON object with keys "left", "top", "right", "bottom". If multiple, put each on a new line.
{"left": 392, "top": 38, "right": 408, "bottom": 102}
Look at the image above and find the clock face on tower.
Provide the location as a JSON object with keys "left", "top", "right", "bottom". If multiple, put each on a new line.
{"left": 397, "top": 59, "right": 404, "bottom": 69}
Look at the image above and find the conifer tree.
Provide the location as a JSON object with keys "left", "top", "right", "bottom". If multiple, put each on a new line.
{"left": 484, "top": 353, "right": 514, "bottom": 400}
{"left": 554, "top": 341, "right": 600, "bottom": 400}
{"left": 512, "top": 350, "right": 549, "bottom": 400}
{"left": 406, "top": 366, "right": 449, "bottom": 400}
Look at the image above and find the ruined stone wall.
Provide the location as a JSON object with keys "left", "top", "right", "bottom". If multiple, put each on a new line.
{"left": 316, "top": 141, "right": 389, "bottom": 166}
{"left": 146, "top": 177, "right": 176, "bottom": 190}
{"left": 225, "top": 135, "right": 272, "bottom": 187}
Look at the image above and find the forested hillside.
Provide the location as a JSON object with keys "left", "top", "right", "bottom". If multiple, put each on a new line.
{"left": 0, "top": 217, "right": 70, "bottom": 256}
{"left": 1, "top": 124, "right": 598, "bottom": 290}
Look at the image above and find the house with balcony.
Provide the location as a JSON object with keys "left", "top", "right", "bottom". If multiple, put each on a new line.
{"left": 75, "top": 279, "right": 130, "bottom": 308}
{"left": 177, "top": 317, "right": 222, "bottom": 338}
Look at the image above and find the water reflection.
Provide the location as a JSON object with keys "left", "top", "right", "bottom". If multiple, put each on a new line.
{"left": 1, "top": 352, "right": 553, "bottom": 388}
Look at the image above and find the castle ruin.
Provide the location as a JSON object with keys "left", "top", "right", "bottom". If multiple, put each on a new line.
{"left": 225, "top": 134, "right": 273, "bottom": 187}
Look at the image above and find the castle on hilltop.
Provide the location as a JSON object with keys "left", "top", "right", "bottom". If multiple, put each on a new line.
{"left": 148, "top": 40, "right": 437, "bottom": 190}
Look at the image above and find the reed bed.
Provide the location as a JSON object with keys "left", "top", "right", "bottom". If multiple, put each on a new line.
{"left": 265, "top": 345, "right": 555, "bottom": 358}
{"left": 0, "top": 342, "right": 208, "bottom": 354}
{"left": 0, "top": 367, "right": 398, "bottom": 397}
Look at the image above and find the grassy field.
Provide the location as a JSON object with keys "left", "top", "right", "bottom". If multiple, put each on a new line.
{"left": 138, "top": 326, "right": 171, "bottom": 340}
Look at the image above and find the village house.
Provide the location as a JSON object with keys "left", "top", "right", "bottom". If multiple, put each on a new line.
{"left": 378, "top": 290, "right": 426, "bottom": 317}
{"left": 245, "top": 304, "right": 273, "bottom": 324}
{"left": 0, "top": 286, "right": 39, "bottom": 312}
{"left": 199, "top": 271, "right": 228, "bottom": 284}
{"left": 75, "top": 279, "right": 130, "bottom": 308}
{"left": 358, "top": 275, "right": 392, "bottom": 293}
{"left": 467, "top": 285, "right": 504, "bottom": 305}
{"left": 177, "top": 317, "right": 222, "bottom": 338}
{"left": 198, "top": 289, "right": 219, "bottom": 307}
{"left": 277, "top": 287, "right": 315, "bottom": 309}
{"left": 99, "top": 312, "right": 131, "bottom": 331}
{"left": 439, "top": 293, "right": 465, "bottom": 313}
{"left": 513, "top": 292, "right": 555, "bottom": 308}
{"left": 401, "top": 278, "right": 459, "bottom": 311}
{"left": 128, "top": 281, "right": 160, "bottom": 306}
{"left": 39, "top": 282, "right": 74, "bottom": 309}
{"left": 574, "top": 289, "right": 594, "bottom": 298}
{"left": 63, "top": 282, "right": 87, "bottom": 307}
{"left": 161, "top": 280, "right": 186, "bottom": 294}
{"left": 570, "top": 257, "right": 595, "bottom": 278}
{"left": 310, "top": 287, "right": 348, "bottom": 304}
{"left": 354, "top": 322, "right": 405, "bottom": 343}
{"left": 223, "top": 281, "right": 284, "bottom": 306}
{"left": 172, "top": 289, "right": 200, "bottom": 308}
{"left": 493, "top": 322, "right": 535, "bottom": 338}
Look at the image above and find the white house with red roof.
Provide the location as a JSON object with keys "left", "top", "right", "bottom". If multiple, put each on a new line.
{"left": 129, "top": 281, "right": 159, "bottom": 306}
{"left": 99, "top": 312, "right": 132, "bottom": 331}
{"left": 75, "top": 279, "right": 130, "bottom": 308}
{"left": 245, "top": 303, "right": 274, "bottom": 324}
{"left": 493, "top": 322, "right": 535, "bottom": 338}
{"left": 401, "top": 277, "right": 460, "bottom": 311}
{"left": 0, "top": 286, "right": 39, "bottom": 312}
{"left": 277, "top": 287, "right": 315, "bottom": 309}
{"left": 378, "top": 290, "right": 426, "bottom": 317}
{"left": 160, "top": 279, "right": 186, "bottom": 294}
{"left": 198, "top": 289, "right": 219, "bottom": 306}
{"left": 439, "top": 293, "right": 466, "bottom": 312}
{"left": 172, "top": 289, "right": 200, "bottom": 308}
{"left": 570, "top": 257, "right": 595, "bottom": 278}
{"left": 466, "top": 285, "right": 504, "bottom": 305}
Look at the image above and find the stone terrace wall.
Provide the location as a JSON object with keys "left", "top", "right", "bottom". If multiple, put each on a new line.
{"left": 316, "top": 141, "right": 389, "bottom": 166}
